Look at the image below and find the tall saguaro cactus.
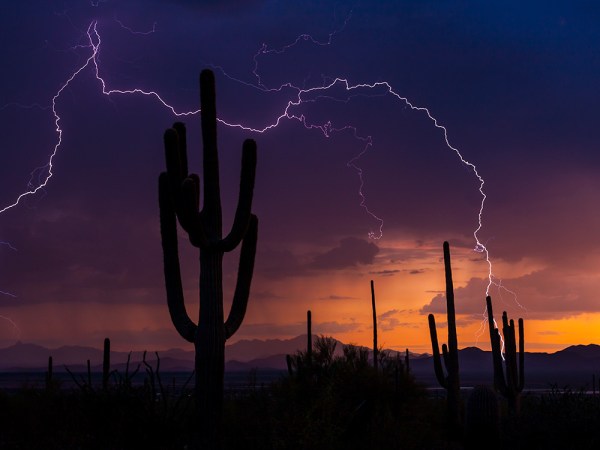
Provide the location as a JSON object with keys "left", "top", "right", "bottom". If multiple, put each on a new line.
{"left": 159, "top": 69, "right": 258, "bottom": 447}
{"left": 307, "top": 309, "right": 312, "bottom": 362}
{"left": 428, "top": 241, "right": 461, "bottom": 432}
{"left": 370, "top": 279, "right": 378, "bottom": 371}
{"left": 102, "top": 337, "right": 110, "bottom": 391}
{"left": 486, "top": 296, "right": 524, "bottom": 414}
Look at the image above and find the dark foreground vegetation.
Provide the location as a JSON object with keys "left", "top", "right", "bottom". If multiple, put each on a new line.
{"left": 1, "top": 340, "right": 599, "bottom": 449}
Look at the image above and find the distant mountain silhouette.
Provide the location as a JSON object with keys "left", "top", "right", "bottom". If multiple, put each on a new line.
{"left": 556, "top": 344, "right": 600, "bottom": 359}
{"left": 408, "top": 344, "right": 600, "bottom": 388}
{"left": 225, "top": 335, "right": 310, "bottom": 362}
{"left": 2, "top": 339, "right": 600, "bottom": 388}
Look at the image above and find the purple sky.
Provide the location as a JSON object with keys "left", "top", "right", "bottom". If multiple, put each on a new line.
{"left": 1, "top": 0, "right": 600, "bottom": 352}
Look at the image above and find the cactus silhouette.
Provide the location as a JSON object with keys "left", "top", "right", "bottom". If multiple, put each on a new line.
{"left": 45, "top": 356, "right": 53, "bottom": 391}
{"left": 285, "top": 310, "right": 315, "bottom": 379}
{"left": 428, "top": 241, "right": 461, "bottom": 433}
{"left": 159, "top": 69, "right": 258, "bottom": 448}
{"left": 486, "top": 295, "right": 524, "bottom": 414}
{"left": 102, "top": 337, "right": 110, "bottom": 391}
{"left": 307, "top": 309, "right": 312, "bottom": 363}
{"left": 370, "top": 280, "right": 379, "bottom": 371}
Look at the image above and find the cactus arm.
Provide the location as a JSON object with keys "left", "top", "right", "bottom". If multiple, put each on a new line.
{"left": 159, "top": 172, "right": 197, "bottom": 343}
{"left": 180, "top": 176, "right": 209, "bottom": 248}
{"left": 442, "top": 343, "right": 450, "bottom": 370}
{"left": 164, "top": 125, "right": 209, "bottom": 248}
{"left": 164, "top": 128, "right": 184, "bottom": 182}
{"left": 224, "top": 214, "right": 258, "bottom": 339}
{"left": 486, "top": 296, "right": 507, "bottom": 395}
{"left": 428, "top": 314, "right": 448, "bottom": 389}
{"left": 220, "top": 139, "right": 257, "bottom": 252}
{"left": 199, "top": 70, "right": 222, "bottom": 232}
{"left": 518, "top": 318, "right": 525, "bottom": 391}
{"left": 172, "top": 122, "right": 188, "bottom": 177}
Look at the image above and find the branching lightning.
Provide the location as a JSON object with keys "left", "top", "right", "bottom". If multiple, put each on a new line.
{"left": 0, "top": 11, "right": 523, "bottom": 345}
{"left": 114, "top": 17, "right": 157, "bottom": 36}
{"left": 0, "top": 242, "right": 17, "bottom": 252}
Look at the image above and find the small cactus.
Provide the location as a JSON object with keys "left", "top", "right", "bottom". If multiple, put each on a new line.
{"left": 287, "top": 310, "right": 314, "bottom": 378}
{"left": 87, "top": 359, "right": 92, "bottom": 387}
{"left": 102, "top": 337, "right": 110, "bottom": 391}
{"left": 45, "top": 356, "right": 53, "bottom": 390}
{"left": 486, "top": 295, "right": 524, "bottom": 415}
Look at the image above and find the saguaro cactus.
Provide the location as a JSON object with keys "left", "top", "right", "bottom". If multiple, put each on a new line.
{"left": 371, "top": 280, "right": 379, "bottom": 371}
{"left": 307, "top": 309, "right": 312, "bottom": 362}
{"left": 159, "top": 69, "right": 258, "bottom": 447}
{"left": 45, "top": 356, "right": 53, "bottom": 390}
{"left": 102, "top": 337, "right": 110, "bottom": 391}
{"left": 486, "top": 296, "right": 524, "bottom": 414}
{"left": 428, "top": 241, "right": 461, "bottom": 432}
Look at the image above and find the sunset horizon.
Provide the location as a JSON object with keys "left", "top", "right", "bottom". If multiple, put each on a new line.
{"left": 2, "top": 1, "right": 600, "bottom": 359}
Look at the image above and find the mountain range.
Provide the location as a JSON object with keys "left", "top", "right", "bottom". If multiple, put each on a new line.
{"left": 2, "top": 337, "right": 600, "bottom": 388}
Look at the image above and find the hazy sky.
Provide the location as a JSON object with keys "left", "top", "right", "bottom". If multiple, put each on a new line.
{"left": 1, "top": 0, "right": 600, "bottom": 353}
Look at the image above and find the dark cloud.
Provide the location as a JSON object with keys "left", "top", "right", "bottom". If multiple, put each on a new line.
{"left": 168, "top": 0, "right": 265, "bottom": 11}
{"left": 235, "top": 319, "right": 360, "bottom": 338}
{"left": 420, "top": 266, "right": 600, "bottom": 320}
{"left": 319, "top": 295, "right": 358, "bottom": 300}
{"left": 311, "top": 237, "right": 379, "bottom": 270}
{"left": 379, "top": 309, "right": 399, "bottom": 320}
{"left": 420, "top": 278, "right": 488, "bottom": 316}
{"left": 377, "top": 309, "right": 418, "bottom": 331}
{"left": 87, "top": 327, "right": 182, "bottom": 349}
{"left": 255, "top": 248, "right": 305, "bottom": 280}
{"left": 316, "top": 320, "right": 361, "bottom": 334}
{"left": 378, "top": 309, "right": 399, "bottom": 331}
{"left": 369, "top": 269, "right": 400, "bottom": 277}
{"left": 233, "top": 322, "right": 308, "bottom": 338}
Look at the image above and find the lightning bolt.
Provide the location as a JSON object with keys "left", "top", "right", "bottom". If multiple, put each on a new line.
{"left": 114, "top": 17, "right": 157, "bottom": 36}
{"left": 0, "top": 242, "right": 17, "bottom": 252}
{"left": 0, "top": 12, "right": 523, "bottom": 346}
